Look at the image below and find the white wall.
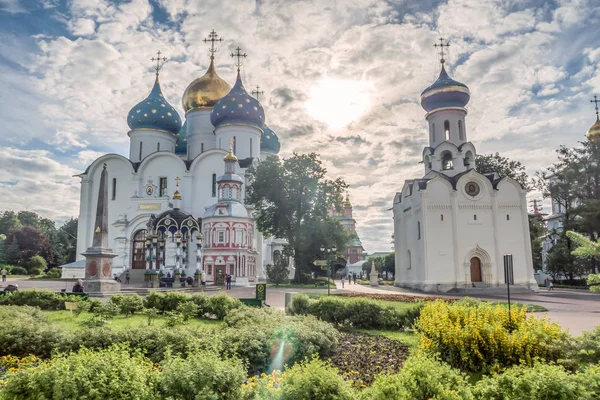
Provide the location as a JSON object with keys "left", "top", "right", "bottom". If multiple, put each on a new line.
{"left": 128, "top": 129, "right": 177, "bottom": 161}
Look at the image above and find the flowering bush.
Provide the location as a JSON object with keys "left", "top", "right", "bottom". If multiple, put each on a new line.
{"left": 334, "top": 292, "right": 451, "bottom": 303}
{"left": 415, "top": 299, "right": 568, "bottom": 372}
{"left": 0, "top": 355, "right": 40, "bottom": 384}
{"left": 241, "top": 371, "right": 284, "bottom": 400}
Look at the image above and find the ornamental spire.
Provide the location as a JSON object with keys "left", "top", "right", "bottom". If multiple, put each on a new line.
{"left": 151, "top": 50, "right": 167, "bottom": 78}
{"left": 252, "top": 85, "right": 265, "bottom": 102}
{"left": 172, "top": 176, "right": 181, "bottom": 200}
{"left": 203, "top": 29, "right": 223, "bottom": 61}
{"left": 434, "top": 37, "right": 450, "bottom": 65}
{"left": 591, "top": 95, "right": 599, "bottom": 121}
{"left": 231, "top": 46, "right": 247, "bottom": 73}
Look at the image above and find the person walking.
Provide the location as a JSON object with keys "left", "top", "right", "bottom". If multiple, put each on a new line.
{"left": 353, "top": 273, "right": 357, "bottom": 284}
{"left": 340, "top": 277, "right": 345, "bottom": 288}
{"left": 1, "top": 268, "right": 7, "bottom": 282}
{"left": 226, "top": 274, "right": 232, "bottom": 290}
{"left": 125, "top": 270, "right": 130, "bottom": 284}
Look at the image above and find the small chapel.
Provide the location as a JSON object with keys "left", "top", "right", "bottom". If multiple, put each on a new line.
{"left": 392, "top": 40, "right": 538, "bottom": 292}
{"left": 69, "top": 31, "right": 283, "bottom": 284}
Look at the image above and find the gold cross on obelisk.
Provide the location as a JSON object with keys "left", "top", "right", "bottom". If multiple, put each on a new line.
{"left": 434, "top": 37, "right": 450, "bottom": 65}
{"left": 231, "top": 47, "right": 247, "bottom": 72}
{"left": 151, "top": 50, "right": 167, "bottom": 77}
{"left": 251, "top": 85, "right": 265, "bottom": 101}
{"left": 203, "top": 29, "right": 222, "bottom": 59}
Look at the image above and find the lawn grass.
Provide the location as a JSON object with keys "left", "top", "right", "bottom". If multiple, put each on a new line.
{"left": 44, "top": 311, "right": 224, "bottom": 331}
{"left": 267, "top": 283, "right": 336, "bottom": 289}
{"left": 357, "top": 329, "right": 420, "bottom": 351}
{"left": 490, "top": 301, "right": 548, "bottom": 312}
{"left": 305, "top": 292, "right": 420, "bottom": 312}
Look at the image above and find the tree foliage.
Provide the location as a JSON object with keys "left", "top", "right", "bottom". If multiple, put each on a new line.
{"left": 246, "top": 153, "right": 349, "bottom": 282}
{"left": 476, "top": 152, "right": 530, "bottom": 189}
{"left": 265, "top": 258, "right": 290, "bottom": 286}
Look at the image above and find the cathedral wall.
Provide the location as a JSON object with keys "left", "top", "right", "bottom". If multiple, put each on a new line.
{"left": 186, "top": 109, "right": 216, "bottom": 158}
{"left": 215, "top": 125, "right": 262, "bottom": 159}
{"left": 189, "top": 152, "right": 230, "bottom": 217}
{"left": 393, "top": 192, "right": 425, "bottom": 287}
{"left": 128, "top": 129, "right": 177, "bottom": 161}
{"left": 426, "top": 108, "right": 467, "bottom": 148}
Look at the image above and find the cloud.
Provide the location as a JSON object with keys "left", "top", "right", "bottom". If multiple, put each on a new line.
{"left": 0, "top": 0, "right": 26, "bottom": 14}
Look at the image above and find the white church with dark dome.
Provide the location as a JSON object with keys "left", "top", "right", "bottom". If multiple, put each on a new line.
{"left": 70, "top": 32, "right": 283, "bottom": 285}
{"left": 393, "top": 43, "right": 538, "bottom": 293}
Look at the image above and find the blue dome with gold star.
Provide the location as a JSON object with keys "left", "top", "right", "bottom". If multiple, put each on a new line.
{"left": 175, "top": 121, "right": 187, "bottom": 155}
{"left": 261, "top": 125, "right": 280, "bottom": 154}
{"left": 210, "top": 72, "right": 265, "bottom": 129}
{"left": 420, "top": 65, "right": 470, "bottom": 113}
{"left": 127, "top": 77, "right": 182, "bottom": 134}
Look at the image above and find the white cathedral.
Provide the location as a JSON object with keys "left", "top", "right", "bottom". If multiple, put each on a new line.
{"left": 392, "top": 52, "right": 538, "bottom": 292}
{"left": 69, "top": 33, "right": 286, "bottom": 285}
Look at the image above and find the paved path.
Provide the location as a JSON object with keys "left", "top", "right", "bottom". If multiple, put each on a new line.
{"left": 4, "top": 278, "right": 600, "bottom": 335}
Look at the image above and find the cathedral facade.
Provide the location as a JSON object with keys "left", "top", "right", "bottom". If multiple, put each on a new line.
{"left": 392, "top": 53, "right": 537, "bottom": 292}
{"left": 72, "top": 34, "right": 281, "bottom": 284}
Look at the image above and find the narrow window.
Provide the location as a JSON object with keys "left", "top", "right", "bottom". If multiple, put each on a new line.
{"left": 212, "top": 174, "right": 217, "bottom": 197}
{"left": 219, "top": 138, "right": 222, "bottom": 149}
{"left": 440, "top": 214, "right": 444, "bottom": 221}
{"left": 506, "top": 214, "right": 510, "bottom": 221}
{"left": 139, "top": 142, "right": 143, "bottom": 161}
{"left": 444, "top": 120, "right": 450, "bottom": 141}
{"left": 233, "top": 136, "right": 236, "bottom": 154}
{"left": 201, "top": 143, "right": 204, "bottom": 153}
{"left": 474, "top": 214, "right": 477, "bottom": 221}
{"left": 407, "top": 250, "right": 412, "bottom": 269}
{"left": 159, "top": 177, "right": 167, "bottom": 197}
{"left": 157, "top": 142, "right": 160, "bottom": 152}
{"left": 417, "top": 221, "right": 421, "bottom": 240}
{"left": 218, "top": 231, "right": 224, "bottom": 243}
{"left": 442, "top": 152, "right": 453, "bottom": 170}
{"left": 112, "top": 178, "right": 116, "bottom": 200}
{"left": 432, "top": 123, "right": 435, "bottom": 142}
{"left": 250, "top": 138, "right": 253, "bottom": 157}
{"left": 458, "top": 120, "right": 464, "bottom": 141}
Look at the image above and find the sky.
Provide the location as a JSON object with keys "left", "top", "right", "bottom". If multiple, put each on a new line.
{"left": 0, "top": 0, "right": 599, "bottom": 253}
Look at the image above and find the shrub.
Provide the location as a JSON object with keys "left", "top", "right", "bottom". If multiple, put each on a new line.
{"left": 224, "top": 306, "right": 285, "bottom": 329}
{"left": 587, "top": 273, "right": 600, "bottom": 292}
{"left": 143, "top": 291, "right": 192, "bottom": 314}
{"left": 207, "top": 292, "right": 243, "bottom": 320}
{"left": 190, "top": 293, "right": 209, "bottom": 317}
{"left": 159, "top": 350, "right": 246, "bottom": 400}
{"left": 286, "top": 294, "right": 310, "bottom": 315}
{"left": 0, "top": 345, "right": 158, "bottom": 400}
{"left": 473, "top": 362, "right": 586, "bottom": 400}
{"left": 44, "top": 268, "right": 62, "bottom": 279}
{"left": 415, "top": 300, "right": 568, "bottom": 372}
{"left": 281, "top": 355, "right": 355, "bottom": 400}
{"left": 109, "top": 294, "right": 144, "bottom": 316}
{"left": 282, "top": 315, "right": 339, "bottom": 366}
{"left": 241, "top": 370, "right": 284, "bottom": 400}
{"left": 26, "top": 255, "right": 46, "bottom": 274}
{"left": 6, "top": 266, "right": 27, "bottom": 275}
{"left": 567, "top": 325, "right": 600, "bottom": 365}
{"left": 223, "top": 324, "right": 274, "bottom": 373}
{"left": 0, "top": 289, "right": 67, "bottom": 310}
{"left": 361, "top": 353, "right": 472, "bottom": 400}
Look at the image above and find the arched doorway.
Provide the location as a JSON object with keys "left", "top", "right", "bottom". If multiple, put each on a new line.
{"left": 470, "top": 257, "right": 482, "bottom": 282}
{"left": 132, "top": 230, "right": 147, "bottom": 269}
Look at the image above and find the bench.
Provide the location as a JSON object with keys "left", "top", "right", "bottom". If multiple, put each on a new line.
{"left": 314, "top": 281, "right": 327, "bottom": 287}
{"left": 61, "top": 292, "right": 89, "bottom": 300}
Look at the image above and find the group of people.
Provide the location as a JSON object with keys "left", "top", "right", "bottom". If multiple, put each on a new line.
{"left": 339, "top": 273, "right": 358, "bottom": 288}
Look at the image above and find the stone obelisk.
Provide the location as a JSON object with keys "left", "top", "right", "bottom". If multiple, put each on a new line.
{"left": 370, "top": 259, "right": 379, "bottom": 287}
{"left": 81, "top": 164, "right": 121, "bottom": 295}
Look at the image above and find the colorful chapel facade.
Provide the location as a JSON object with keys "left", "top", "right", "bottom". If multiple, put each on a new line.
{"left": 392, "top": 51, "right": 538, "bottom": 292}
{"left": 71, "top": 32, "right": 283, "bottom": 284}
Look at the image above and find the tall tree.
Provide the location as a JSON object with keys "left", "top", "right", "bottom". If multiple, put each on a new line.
{"left": 476, "top": 152, "right": 530, "bottom": 189}
{"left": 246, "top": 153, "right": 348, "bottom": 282}
{"left": 4, "top": 226, "right": 54, "bottom": 268}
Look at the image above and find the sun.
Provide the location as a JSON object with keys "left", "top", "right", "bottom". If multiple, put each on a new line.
{"left": 305, "top": 79, "right": 371, "bottom": 129}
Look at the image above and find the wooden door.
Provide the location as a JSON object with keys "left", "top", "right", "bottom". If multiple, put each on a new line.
{"left": 470, "top": 257, "right": 482, "bottom": 282}
{"left": 132, "top": 230, "right": 146, "bottom": 269}
{"left": 215, "top": 266, "right": 225, "bottom": 285}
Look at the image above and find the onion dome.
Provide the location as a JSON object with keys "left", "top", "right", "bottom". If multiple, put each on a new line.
{"left": 182, "top": 58, "right": 232, "bottom": 112}
{"left": 175, "top": 121, "right": 187, "bottom": 155}
{"left": 588, "top": 116, "right": 600, "bottom": 142}
{"left": 260, "top": 125, "right": 281, "bottom": 154}
{"left": 210, "top": 72, "right": 265, "bottom": 129}
{"left": 127, "top": 77, "right": 181, "bottom": 134}
{"left": 420, "top": 65, "right": 470, "bottom": 112}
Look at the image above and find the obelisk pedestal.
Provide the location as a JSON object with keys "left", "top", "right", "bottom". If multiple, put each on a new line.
{"left": 369, "top": 260, "right": 379, "bottom": 287}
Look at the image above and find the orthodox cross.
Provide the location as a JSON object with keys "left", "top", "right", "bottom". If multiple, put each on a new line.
{"left": 175, "top": 176, "right": 180, "bottom": 188}
{"left": 231, "top": 47, "right": 247, "bottom": 71}
{"left": 151, "top": 50, "right": 167, "bottom": 77}
{"left": 251, "top": 85, "right": 265, "bottom": 101}
{"left": 434, "top": 37, "right": 450, "bottom": 65}
{"left": 591, "top": 95, "right": 599, "bottom": 119}
{"left": 203, "top": 29, "right": 222, "bottom": 59}
{"left": 228, "top": 137, "right": 235, "bottom": 151}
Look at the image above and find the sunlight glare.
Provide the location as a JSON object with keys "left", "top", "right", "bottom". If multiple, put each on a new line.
{"left": 305, "top": 79, "right": 371, "bottom": 129}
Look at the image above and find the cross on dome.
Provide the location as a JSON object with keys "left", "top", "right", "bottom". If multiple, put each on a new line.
{"left": 252, "top": 85, "right": 265, "bottom": 101}
{"left": 591, "top": 95, "right": 599, "bottom": 119}
{"left": 151, "top": 50, "right": 167, "bottom": 77}
{"left": 204, "top": 29, "right": 223, "bottom": 59}
{"left": 231, "top": 47, "right": 247, "bottom": 72}
{"left": 434, "top": 37, "right": 450, "bottom": 65}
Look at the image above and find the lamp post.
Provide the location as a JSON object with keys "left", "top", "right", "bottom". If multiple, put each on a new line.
{"left": 320, "top": 245, "right": 337, "bottom": 296}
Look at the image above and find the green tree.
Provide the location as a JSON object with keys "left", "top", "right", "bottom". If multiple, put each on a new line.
{"left": 383, "top": 252, "right": 395, "bottom": 280}
{"left": 529, "top": 216, "right": 545, "bottom": 272}
{"left": 476, "top": 152, "right": 530, "bottom": 189}
{"left": 4, "top": 226, "right": 54, "bottom": 267}
{"left": 27, "top": 254, "right": 47, "bottom": 274}
{"left": 55, "top": 217, "right": 78, "bottom": 265}
{"left": 0, "top": 211, "right": 21, "bottom": 234}
{"left": 566, "top": 230, "right": 600, "bottom": 259}
{"left": 246, "top": 153, "right": 348, "bottom": 282}
{"left": 362, "top": 256, "right": 384, "bottom": 278}
{"left": 265, "top": 258, "right": 290, "bottom": 286}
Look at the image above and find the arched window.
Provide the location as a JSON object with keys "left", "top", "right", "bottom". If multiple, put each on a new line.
{"left": 250, "top": 138, "right": 253, "bottom": 157}
{"left": 233, "top": 136, "right": 237, "bottom": 154}
{"left": 474, "top": 214, "right": 477, "bottom": 221}
{"left": 432, "top": 123, "right": 435, "bottom": 142}
{"left": 426, "top": 155, "right": 432, "bottom": 169}
{"left": 139, "top": 142, "right": 143, "bottom": 161}
{"left": 464, "top": 151, "right": 474, "bottom": 169}
{"left": 417, "top": 221, "right": 421, "bottom": 240}
{"left": 212, "top": 174, "right": 217, "bottom": 197}
{"left": 440, "top": 214, "right": 444, "bottom": 221}
{"left": 112, "top": 178, "right": 116, "bottom": 200}
{"left": 506, "top": 214, "right": 510, "bottom": 221}
{"left": 273, "top": 250, "right": 281, "bottom": 263}
{"left": 201, "top": 143, "right": 204, "bottom": 153}
{"left": 157, "top": 142, "right": 160, "bottom": 152}
{"left": 407, "top": 250, "right": 412, "bottom": 270}
{"left": 444, "top": 120, "right": 450, "bottom": 141}
{"left": 441, "top": 152, "right": 453, "bottom": 170}
{"left": 458, "top": 120, "right": 464, "bottom": 141}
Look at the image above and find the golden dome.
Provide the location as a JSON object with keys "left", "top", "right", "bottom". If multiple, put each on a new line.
{"left": 587, "top": 116, "right": 600, "bottom": 142}
{"left": 182, "top": 58, "right": 231, "bottom": 112}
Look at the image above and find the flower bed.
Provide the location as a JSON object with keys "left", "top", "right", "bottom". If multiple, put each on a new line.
{"left": 334, "top": 292, "right": 453, "bottom": 303}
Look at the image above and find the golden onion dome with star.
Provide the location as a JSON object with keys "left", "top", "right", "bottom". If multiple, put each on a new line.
{"left": 587, "top": 116, "right": 600, "bottom": 142}
{"left": 182, "top": 57, "right": 232, "bottom": 112}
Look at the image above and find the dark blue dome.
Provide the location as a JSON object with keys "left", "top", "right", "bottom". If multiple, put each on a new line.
{"left": 261, "top": 125, "right": 280, "bottom": 154}
{"left": 175, "top": 121, "right": 187, "bottom": 155}
{"left": 210, "top": 72, "right": 265, "bottom": 129}
{"left": 127, "top": 77, "right": 182, "bottom": 134}
{"left": 420, "top": 65, "right": 470, "bottom": 112}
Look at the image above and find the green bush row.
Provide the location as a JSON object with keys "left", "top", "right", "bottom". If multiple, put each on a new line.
{"left": 286, "top": 294, "right": 422, "bottom": 330}
{"left": 0, "top": 290, "right": 89, "bottom": 310}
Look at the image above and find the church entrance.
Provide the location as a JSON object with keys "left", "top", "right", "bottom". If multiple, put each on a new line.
{"left": 470, "top": 257, "right": 482, "bottom": 282}
{"left": 132, "top": 230, "right": 147, "bottom": 269}
{"left": 215, "top": 266, "right": 225, "bottom": 285}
